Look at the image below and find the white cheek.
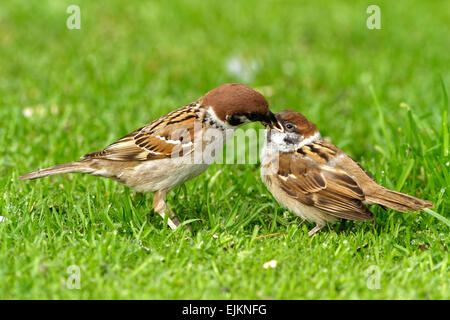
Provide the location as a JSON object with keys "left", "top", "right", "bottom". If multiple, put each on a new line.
{"left": 264, "top": 130, "right": 292, "bottom": 153}
{"left": 270, "top": 131, "right": 286, "bottom": 145}
{"left": 207, "top": 108, "right": 234, "bottom": 129}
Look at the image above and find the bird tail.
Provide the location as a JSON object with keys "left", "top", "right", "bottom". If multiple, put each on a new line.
{"left": 366, "top": 187, "right": 433, "bottom": 212}
{"left": 19, "top": 161, "right": 95, "bottom": 181}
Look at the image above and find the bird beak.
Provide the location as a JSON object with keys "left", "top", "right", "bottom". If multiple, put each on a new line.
{"left": 262, "top": 111, "right": 283, "bottom": 131}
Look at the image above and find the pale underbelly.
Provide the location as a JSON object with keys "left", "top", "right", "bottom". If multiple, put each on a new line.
{"left": 122, "top": 159, "right": 210, "bottom": 192}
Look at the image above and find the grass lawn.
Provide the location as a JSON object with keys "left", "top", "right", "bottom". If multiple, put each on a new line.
{"left": 0, "top": 0, "right": 448, "bottom": 299}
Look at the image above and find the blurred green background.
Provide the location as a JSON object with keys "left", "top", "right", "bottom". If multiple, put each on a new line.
{"left": 0, "top": 0, "right": 448, "bottom": 299}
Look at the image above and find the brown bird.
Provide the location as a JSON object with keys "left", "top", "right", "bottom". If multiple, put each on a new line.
{"left": 260, "top": 110, "right": 433, "bottom": 236}
{"left": 20, "top": 83, "right": 277, "bottom": 229}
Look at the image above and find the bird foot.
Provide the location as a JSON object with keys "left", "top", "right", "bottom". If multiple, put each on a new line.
{"left": 155, "top": 211, "right": 179, "bottom": 230}
{"left": 172, "top": 216, "right": 180, "bottom": 227}
{"left": 308, "top": 224, "right": 325, "bottom": 236}
{"left": 167, "top": 217, "right": 178, "bottom": 230}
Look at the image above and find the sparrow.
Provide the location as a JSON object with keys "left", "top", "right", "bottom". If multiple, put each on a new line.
{"left": 260, "top": 110, "right": 434, "bottom": 236}
{"left": 20, "top": 83, "right": 278, "bottom": 229}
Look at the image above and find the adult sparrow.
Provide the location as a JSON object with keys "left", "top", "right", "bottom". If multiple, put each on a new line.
{"left": 20, "top": 83, "right": 278, "bottom": 229}
{"left": 260, "top": 110, "right": 433, "bottom": 236}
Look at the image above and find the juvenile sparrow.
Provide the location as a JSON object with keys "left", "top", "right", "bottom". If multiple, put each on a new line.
{"left": 260, "top": 110, "right": 433, "bottom": 236}
{"left": 20, "top": 83, "right": 277, "bottom": 229}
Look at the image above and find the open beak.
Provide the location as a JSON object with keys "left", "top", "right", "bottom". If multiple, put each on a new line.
{"left": 262, "top": 111, "right": 283, "bottom": 131}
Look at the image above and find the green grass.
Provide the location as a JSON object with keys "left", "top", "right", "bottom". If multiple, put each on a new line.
{"left": 0, "top": 0, "right": 449, "bottom": 299}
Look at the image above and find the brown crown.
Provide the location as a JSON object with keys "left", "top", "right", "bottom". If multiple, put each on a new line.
{"left": 275, "top": 110, "right": 318, "bottom": 137}
{"left": 200, "top": 83, "right": 269, "bottom": 121}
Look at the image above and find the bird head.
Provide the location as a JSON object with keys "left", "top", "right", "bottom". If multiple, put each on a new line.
{"left": 200, "top": 83, "right": 279, "bottom": 129}
{"left": 265, "top": 110, "right": 320, "bottom": 152}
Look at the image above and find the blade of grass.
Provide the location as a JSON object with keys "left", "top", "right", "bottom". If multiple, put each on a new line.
{"left": 424, "top": 208, "right": 450, "bottom": 228}
{"left": 370, "top": 85, "right": 392, "bottom": 152}
{"left": 440, "top": 76, "right": 449, "bottom": 157}
{"left": 396, "top": 158, "right": 414, "bottom": 190}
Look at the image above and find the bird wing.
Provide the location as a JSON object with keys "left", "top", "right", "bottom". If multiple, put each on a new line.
{"left": 276, "top": 151, "right": 373, "bottom": 221}
{"left": 82, "top": 104, "right": 201, "bottom": 161}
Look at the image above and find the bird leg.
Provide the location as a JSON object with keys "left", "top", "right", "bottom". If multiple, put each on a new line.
{"left": 152, "top": 190, "right": 179, "bottom": 230}
{"left": 308, "top": 224, "right": 325, "bottom": 236}
{"left": 166, "top": 205, "right": 180, "bottom": 227}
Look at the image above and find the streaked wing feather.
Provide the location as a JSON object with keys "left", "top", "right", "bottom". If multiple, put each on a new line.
{"left": 82, "top": 104, "right": 200, "bottom": 161}
{"left": 276, "top": 152, "right": 373, "bottom": 221}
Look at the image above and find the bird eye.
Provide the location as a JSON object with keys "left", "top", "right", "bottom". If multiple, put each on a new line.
{"left": 285, "top": 123, "right": 294, "bottom": 130}
{"left": 228, "top": 115, "right": 243, "bottom": 126}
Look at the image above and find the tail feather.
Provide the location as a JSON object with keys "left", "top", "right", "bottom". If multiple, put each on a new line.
{"left": 366, "top": 187, "right": 433, "bottom": 212}
{"left": 19, "top": 161, "right": 94, "bottom": 181}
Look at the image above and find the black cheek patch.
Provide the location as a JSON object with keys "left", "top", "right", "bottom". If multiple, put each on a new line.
{"left": 283, "top": 136, "right": 296, "bottom": 144}
{"left": 228, "top": 115, "right": 244, "bottom": 126}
